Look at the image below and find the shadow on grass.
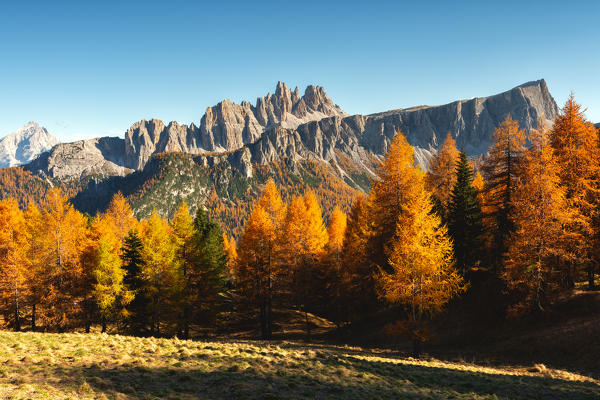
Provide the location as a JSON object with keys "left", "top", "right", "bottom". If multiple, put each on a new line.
{"left": 21, "top": 354, "right": 600, "bottom": 400}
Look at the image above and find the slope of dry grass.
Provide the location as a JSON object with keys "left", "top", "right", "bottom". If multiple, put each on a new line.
{"left": 0, "top": 331, "right": 598, "bottom": 399}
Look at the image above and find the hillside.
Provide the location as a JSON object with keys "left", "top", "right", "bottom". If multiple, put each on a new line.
{"left": 0, "top": 331, "right": 597, "bottom": 399}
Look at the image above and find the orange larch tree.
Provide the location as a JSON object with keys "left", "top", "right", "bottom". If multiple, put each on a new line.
{"left": 0, "top": 199, "right": 30, "bottom": 330}
{"left": 481, "top": 115, "right": 527, "bottom": 267}
{"left": 549, "top": 95, "right": 600, "bottom": 288}
{"left": 325, "top": 206, "right": 347, "bottom": 327}
{"left": 39, "top": 188, "right": 90, "bottom": 331}
{"left": 504, "top": 124, "right": 582, "bottom": 315}
{"left": 377, "top": 151, "right": 464, "bottom": 356}
{"left": 426, "top": 132, "right": 460, "bottom": 220}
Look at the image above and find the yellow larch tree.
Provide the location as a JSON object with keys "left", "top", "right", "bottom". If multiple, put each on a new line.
{"left": 23, "top": 203, "right": 45, "bottom": 330}
{"left": 0, "top": 199, "right": 30, "bottom": 330}
{"left": 368, "top": 130, "right": 423, "bottom": 272}
{"left": 378, "top": 180, "right": 465, "bottom": 355}
{"left": 278, "top": 191, "right": 328, "bottom": 340}
{"left": 222, "top": 233, "right": 238, "bottom": 278}
{"left": 504, "top": 124, "right": 582, "bottom": 315}
{"left": 237, "top": 178, "right": 284, "bottom": 339}
{"left": 139, "top": 210, "right": 181, "bottom": 335}
{"left": 549, "top": 95, "right": 600, "bottom": 288}
{"left": 426, "top": 132, "right": 460, "bottom": 219}
{"left": 325, "top": 206, "right": 347, "bottom": 327}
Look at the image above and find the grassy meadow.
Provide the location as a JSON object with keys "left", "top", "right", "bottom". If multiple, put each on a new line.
{"left": 0, "top": 331, "right": 598, "bottom": 399}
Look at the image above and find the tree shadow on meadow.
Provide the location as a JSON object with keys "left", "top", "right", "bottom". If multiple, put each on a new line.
{"left": 28, "top": 354, "right": 600, "bottom": 400}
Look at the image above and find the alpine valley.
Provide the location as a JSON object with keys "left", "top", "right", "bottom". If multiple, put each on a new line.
{"left": 0, "top": 80, "right": 559, "bottom": 237}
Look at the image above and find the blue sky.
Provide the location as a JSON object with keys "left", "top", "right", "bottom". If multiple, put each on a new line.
{"left": 1, "top": 0, "right": 599, "bottom": 141}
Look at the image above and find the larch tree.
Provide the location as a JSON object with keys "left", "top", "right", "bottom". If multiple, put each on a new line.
{"left": 278, "top": 191, "right": 328, "bottom": 341}
{"left": 23, "top": 203, "right": 45, "bottom": 331}
{"left": 170, "top": 201, "right": 195, "bottom": 338}
{"left": 549, "top": 95, "right": 600, "bottom": 288}
{"left": 341, "top": 195, "right": 377, "bottom": 321}
{"left": 0, "top": 199, "right": 29, "bottom": 331}
{"left": 447, "top": 150, "right": 484, "bottom": 277}
{"left": 426, "top": 132, "right": 460, "bottom": 220}
{"left": 504, "top": 125, "right": 582, "bottom": 314}
{"left": 377, "top": 173, "right": 465, "bottom": 356}
{"left": 222, "top": 233, "right": 238, "bottom": 279}
{"left": 92, "top": 233, "right": 133, "bottom": 331}
{"left": 237, "top": 204, "right": 276, "bottom": 338}
{"left": 236, "top": 179, "right": 284, "bottom": 339}
{"left": 481, "top": 115, "right": 527, "bottom": 267}
{"left": 139, "top": 210, "right": 180, "bottom": 336}
{"left": 368, "top": 131, "right": 423, "bottom": 273}
{"left": 39, "top": 188, "right": 90, "bottom": 331}
{"left": 325, "top": 206, "right": 347, "bottom": 327}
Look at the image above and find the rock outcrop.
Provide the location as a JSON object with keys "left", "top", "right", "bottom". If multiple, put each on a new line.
{"left": 123, "top": 82, "right": 347, "bottom": 170}
{"left": 22, "top": 80, "right": 559, "bottom": 182}
{"left": 0, "top": 122, "right": 60, "bottom": 168}
{"left": 27, "top": 137, "right": 131, "bottom": 180}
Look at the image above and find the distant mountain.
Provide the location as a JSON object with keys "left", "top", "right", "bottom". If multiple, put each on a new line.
{"left": 595, "top": 122, "right": 599, "bottom": 129}
{"left": 2, "top": 80, "right": 560, "bottom": 235}
{"left": 0, "top": 122, "right": 59, "bottom": 168}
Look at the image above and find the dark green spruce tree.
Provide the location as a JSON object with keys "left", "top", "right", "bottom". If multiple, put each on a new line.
{"left": 188, "top": 207, "right": 229, "bottom": 329}
{"left": 121, "top": 230, "right": 150, "bottom": 335}
{"left": 447, "top": 151, "right": 484, "bottom": 278}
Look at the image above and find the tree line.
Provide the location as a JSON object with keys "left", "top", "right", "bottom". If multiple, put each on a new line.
{"left": 0, "top": 95, "right": 597, "bottom": 346}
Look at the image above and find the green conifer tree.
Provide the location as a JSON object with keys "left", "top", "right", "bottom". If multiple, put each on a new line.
{"left": 448, "top": 151, "right": 484, "bottom": 277}
{"left": 121, "top": 230, "right": 148, "bottom": 335}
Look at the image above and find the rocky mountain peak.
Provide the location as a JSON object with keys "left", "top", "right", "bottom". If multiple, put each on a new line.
{"left": 0, "top": 121, "right": 60, "bottom": 168}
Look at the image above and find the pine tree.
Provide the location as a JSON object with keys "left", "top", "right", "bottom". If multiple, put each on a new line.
{"left": 378, "top": 168, "right": 465, "bottom": 356}
{"left": 188, "top": 206, "right": 228, "bottom": 331}
{"left": 481, "top": 115, "right": 527, "bottom": 266}
{"left": 447, "top": 151, "right": 484, "bottom": 276}
{"left": 121, "top": 230, "right": 148, "bottom": 335}
{"left": 0, "top": 199, "right": 29, "bottom": 331}
{"left": 426, "top": 132, "right": 460, "bottom": 220}
{"left": 549, "top": 95, "right": 600, "bottom": 288}
{"left": 504, "top": 125, "right": 582, "bottom": 314}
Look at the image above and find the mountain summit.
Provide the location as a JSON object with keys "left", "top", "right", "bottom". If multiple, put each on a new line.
{"left": 0, "top": 122, "right": 60, "bottom": 168}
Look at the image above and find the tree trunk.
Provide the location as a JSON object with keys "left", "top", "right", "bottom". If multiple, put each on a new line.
{"left": 259, "top": 302, "right": 267, "bottom": 339}
{"left": 587, "top": 263, "right": 596, "bottom": 290}
{"left": 101, "top": 319, "right": 107, "bottom": 333}
{"left": 411, "top": 339, "right": 421, "bottom": 358}
{"left": 31, "top": 304, "right": 36, "bottom": 332}
{"left": 304, "top": 310, "right": 311, "bottom": 343}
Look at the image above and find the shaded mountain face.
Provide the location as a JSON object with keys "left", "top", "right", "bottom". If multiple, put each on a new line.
{"left": 0, "top": 122, "right": 60, "bottom": 168}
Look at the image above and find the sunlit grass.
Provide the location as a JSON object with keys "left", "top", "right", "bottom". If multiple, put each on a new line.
{"left": 0, "top": 331, "right": 597, "bottom": 399}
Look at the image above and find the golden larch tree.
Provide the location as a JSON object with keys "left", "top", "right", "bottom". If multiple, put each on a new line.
{"left": 504, "top": 125, "right": 582, "bottom": 315}
{"left": 549, "top": 95, "right": 600, "bottom": 288}
{"left": 325, "top": 206, "right": 347, "bottom": 327}
{"left": 426, "top": 132, "right": 460, "bottom": 219}
{"left": 481, "top": 115, "right": 527, "bottom": 264}
{"left": 378, "top": 175, "right": 465, "bottom": 355}
{"left": 0, "top": 199, "right": 29, "bottom": 330}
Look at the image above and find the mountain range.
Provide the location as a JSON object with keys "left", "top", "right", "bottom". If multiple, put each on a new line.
{"left": 0, "top": 80, "right": 560, "bottom": 236}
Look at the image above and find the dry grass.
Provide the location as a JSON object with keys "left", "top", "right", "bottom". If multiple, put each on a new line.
{"left": 0, "top": 331, "right": 598, "bottom": 399}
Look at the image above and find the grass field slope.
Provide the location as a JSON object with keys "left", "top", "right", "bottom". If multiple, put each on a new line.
{"left": 0, "top": 332, "right": 598, "bottom": 399}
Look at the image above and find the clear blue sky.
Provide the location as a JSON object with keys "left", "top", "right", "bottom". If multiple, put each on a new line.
{"left": 1, "top": 0, "right": 599, "bottom": 141}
